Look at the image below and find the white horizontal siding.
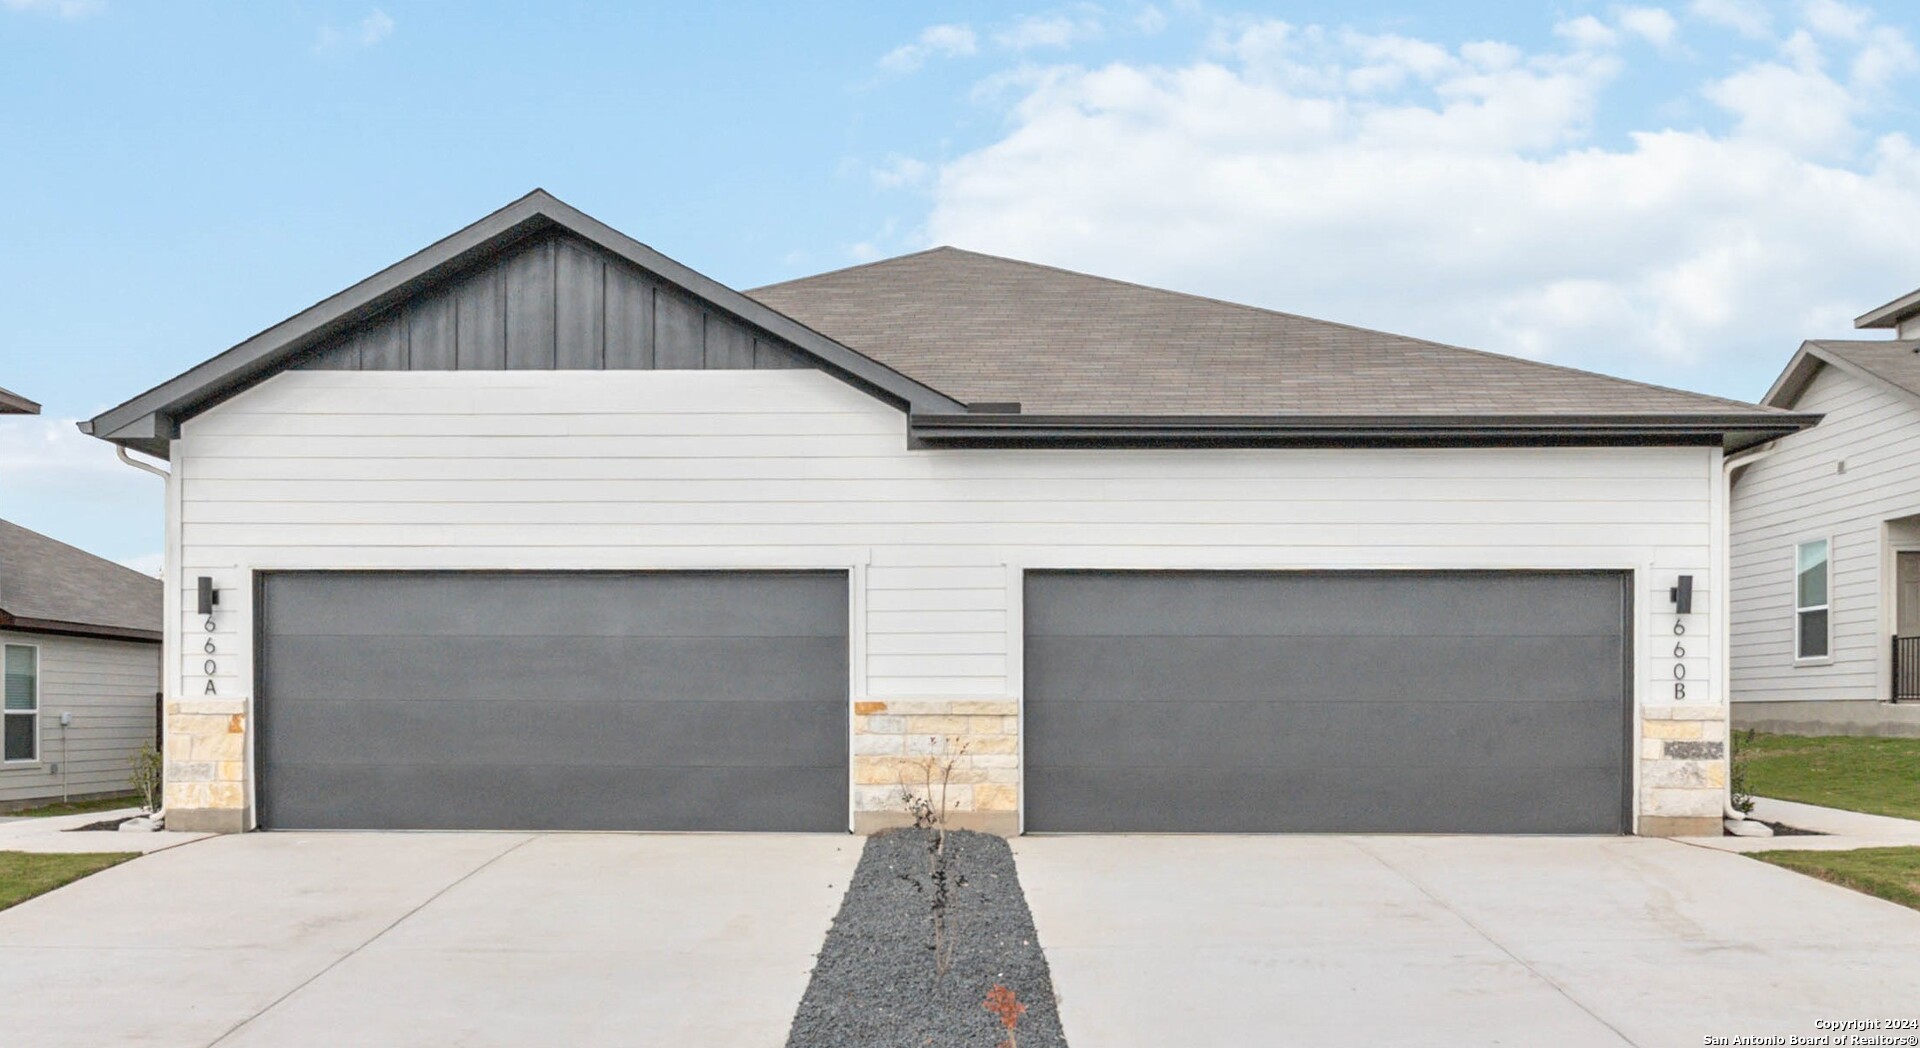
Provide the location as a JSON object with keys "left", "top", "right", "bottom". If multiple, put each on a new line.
{"left": 0, "top": 630, "right": 160, "bottom": 805}
{"left": 174, "top": 370, "right": 1717, "bottom": 705}
{"left": 1730, "top": 361, "right": 1920, "bottom": 702}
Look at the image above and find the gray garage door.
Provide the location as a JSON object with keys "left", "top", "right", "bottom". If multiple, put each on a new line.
{"left": 257, "top": 571, "right": 848, "bottom": 831}
{"left": 1024, "top": 570, "right": 1630, "bottom": 834}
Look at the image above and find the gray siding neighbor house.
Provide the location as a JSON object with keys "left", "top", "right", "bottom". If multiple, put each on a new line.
{"left": 1730, "top": 285, "right": 1920, "bottom": 736}
{"left": 0, "top": 520, "right": 163, "bottom": 808}
{"left": 82, "top": 190, "right": 1814, "bottom": 837}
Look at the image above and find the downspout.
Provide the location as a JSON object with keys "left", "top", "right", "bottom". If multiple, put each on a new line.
{"left": 1722, "top": 441, "right": 1777, "bottom": 822}
{"left": 112, "top": 444, "right": 170, "bottom": 825}
{"left": 116, "top": 446, "right": 170, "bottom": 480}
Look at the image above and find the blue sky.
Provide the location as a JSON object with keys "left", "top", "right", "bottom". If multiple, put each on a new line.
{"left": 2, "top": 0, "right": 1918, "bottom": 570}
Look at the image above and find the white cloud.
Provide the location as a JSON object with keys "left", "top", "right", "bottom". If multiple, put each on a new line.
{"left": 315, "top": 9, "right": 394, "bottom": 53}
{"left": 1689, "top": 0, "right": 1772, "bottom": 38}
{"left": 1618, "top": 6, "right": 1681, "bottom": 46}
{"left": 919, "top": 15, "right": 1920, "bottom": 383}
{"left": 1, "top": 0, "right": 103, "bottom": 17}
{"left": 1134, "top": 6, "right": 1168, "bottom": 34}
{"left": 1802, "top": 0, "right": 1870, "bottom": 39}
{"left": 997, "top": 11, "right": 1104, "bottom": 51}
{"left": 0, "top": 415, "right": 162, "bottom": 570}
{"left": 1555, "top": 15, "right": 1619, "bottom": 50}
{"left": 880, "top": 23, "right": 978, "bottom": 72}
{"left": 118, "top": 552, "right": 163, "bottom": 578}
{"left": 871, "top": 154, "right": 931, "bottom": 189}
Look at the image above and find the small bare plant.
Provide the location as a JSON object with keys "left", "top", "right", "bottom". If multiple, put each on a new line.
{"left": 128, "top": 743, "right": 163, "bottom": 814}
{"left": 1729, "top": 727, "right": 1758, "bottom": 817}
{"left": 983, "top": 984, "right": 1027, "bottom": 1048}
{"left": 897, "top": 737, "right": 970, "bottom": 978}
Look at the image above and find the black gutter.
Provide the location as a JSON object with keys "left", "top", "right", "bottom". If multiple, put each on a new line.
{"left": 910, "top": 411, "right": 1822, "bottom": 452}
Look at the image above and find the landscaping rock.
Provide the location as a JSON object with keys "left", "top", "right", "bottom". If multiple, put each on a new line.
{"left": 118, "top": 816, "right": 160, "bottom": 832}
{"left": 786, "top": 828, "right": 1068, "bottom": 1048}
{"left": 1725, "top": 817, "right": 1774, "bottom": 837}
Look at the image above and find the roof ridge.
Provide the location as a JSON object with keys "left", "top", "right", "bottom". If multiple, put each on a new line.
{"left": 780, "top": 245, "right": 1785, "bottom": 417}
{"left": 747, "top": 246, "right": 959, "bottom": 293}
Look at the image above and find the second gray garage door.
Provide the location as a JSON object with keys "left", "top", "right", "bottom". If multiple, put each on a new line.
{"left": 257, "top": 570, "right": 848, "bottom": 831}
{"left": 1024, "top": 570, "right": 1630, "bottom": 834}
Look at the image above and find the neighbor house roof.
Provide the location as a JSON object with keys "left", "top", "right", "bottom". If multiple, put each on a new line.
{"left": 1764, "top": 339, "right": 1920, "bottom": 409}
{"left": 0, "top": 387, "right": 39, "bottom": 415}
{"left": 1856, "top": 286, "right": 1920, "bottom": 330}
{"left": 83, "top": 190, "right": 1815, "bottom": 454}
{"left": 0, "top": 520, "right": 162, "bottom": 642}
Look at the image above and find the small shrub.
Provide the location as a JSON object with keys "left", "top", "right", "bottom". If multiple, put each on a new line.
{"left": 1730, "top": 728, "right": 1757, "bottom": 816}
{"left": 128, "top": 743, "right": 163, "bottom": 814}
{"left": 897, "top": 739, "right": 969, "bottom": 978}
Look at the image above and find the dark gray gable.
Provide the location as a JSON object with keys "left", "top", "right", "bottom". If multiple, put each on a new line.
{"left": 292, "top": 232, "right": 812, "bottom": 374}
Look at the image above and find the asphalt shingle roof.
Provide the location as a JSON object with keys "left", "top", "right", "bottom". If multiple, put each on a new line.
{"left": 1805, "top": 339, "right": 1920, "bottom": 399}
{"left": 0, "top": 519, "right": 161, "bottom": 639}
{"left": 748, "top": 247, "right": 1786, "bottom": 418}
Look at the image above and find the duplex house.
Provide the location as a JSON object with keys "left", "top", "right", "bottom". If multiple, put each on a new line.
{"left": 1730, "top": 286, "right": 1920, "bottom": 735}
{"left": 81, "top": 191, "right": 1814, "bottom": 836}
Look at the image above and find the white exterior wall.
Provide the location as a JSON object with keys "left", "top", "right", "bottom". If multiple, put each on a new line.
{"left": 0, "top": 628, "right": 160, "bottom": 806}
{"left": 1730, "top": 362, "right": 1920, "bottom": 703}
{"left": 167, "top": 369, "right": 1725, "bottom": 830}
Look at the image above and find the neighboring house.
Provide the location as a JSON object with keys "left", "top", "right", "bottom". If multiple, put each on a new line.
{"left": 0, "top": 520, "right": 162, "bottom": 808}
{"left": 81, "top": 191, "right": 1813, "bottom": 837}
{"left": 1730, "top": 286, "right": 1920, "bottom": 736}
{"left": 0, "top": 386, "right": 41, "bottom": 415}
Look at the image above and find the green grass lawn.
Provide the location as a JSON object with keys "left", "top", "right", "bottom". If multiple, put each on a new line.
{"left": 1738, "top": 732, "right": 1920, "bottom": 821}
{"left": 0, "top": 794, "right": 143, "bottom": 819}
{"left": 1754, "top": 847, "right": 1920, "bottom": 912}
{"left": 0, "top": 852, "right": 139, "bottom": 912}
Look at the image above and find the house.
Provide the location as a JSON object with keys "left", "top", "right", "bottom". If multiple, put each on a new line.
{"left": 0, "top": 519, "right": 162, "bottom": 809}
{"left": 0, "top": 386, "right": 41, "bottom": 415}
{"left": 80, "top": 191, "right": 1814, "bottom": 836}
{"left": 1729, "top": 286, "right": 1920, "bottom": 736}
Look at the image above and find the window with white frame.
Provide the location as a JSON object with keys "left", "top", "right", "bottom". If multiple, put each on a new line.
{"left": 1796, "top": 539, "right": 1830, "bottom": 660}
{"left": 3, "top": 644, "right": 37, "bottom": 762}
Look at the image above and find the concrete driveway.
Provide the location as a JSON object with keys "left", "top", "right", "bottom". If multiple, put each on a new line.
{"left": 0, "top": 832, "right": 858, "bottom": 1047}
{"left": 1014, "top": 835, "right": 1920, "bottom": 1048}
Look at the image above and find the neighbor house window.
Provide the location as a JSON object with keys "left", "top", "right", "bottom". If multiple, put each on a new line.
{"left": 3, "top": 644, "right": 37, "bottom": 762}
{"left": 1796, "top": 539, "right": 1830, "bottom": 660}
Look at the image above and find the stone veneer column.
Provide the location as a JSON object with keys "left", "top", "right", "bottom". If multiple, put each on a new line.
{"left": 851, "top": 699, "right": 1020, "bottom": 835}
{"left": 163, "top": 697, "right": 250, "bottom": 833}
{"left": 1637, "top": 704, "right": 1727, "bottom": 836}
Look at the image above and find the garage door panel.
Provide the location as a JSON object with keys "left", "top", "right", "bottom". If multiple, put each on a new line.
{"left": 1026, "top": 698, "right": 1624, "bottom": 771}
{"left": 1027, "top": 763, "right": 1624, "bottom": 834}
{"left": 263, "top": 571, "right": 848, "bottom": 639}
{"left": 263, "top": 698, "right": 848, "bottom": 768}
{"left": 263, "top": 635, "right": 847, "bottom": 704}
{"left": 1024, "top": 570, "right": 1628, "bottom": 834}
{"left": 258, "top": 571, "right": 848, "bottom": 831}
{"left": 1024, "top": 571, "right": 1628, "bottom": 639}
{"left": 1026, "top": 634, "right": 1623, "bottom": 705}
{"left": 264, "top": 762, "right": 847, "bottom": 832}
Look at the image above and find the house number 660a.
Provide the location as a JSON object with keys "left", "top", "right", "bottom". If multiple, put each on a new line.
{"left": 1672, "top": 618, "right": 1687, "bottom": 699}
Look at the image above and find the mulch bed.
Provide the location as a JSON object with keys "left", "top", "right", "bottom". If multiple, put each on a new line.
{"left": 787, "top": 828, "right": 1068, "bottom": 1048}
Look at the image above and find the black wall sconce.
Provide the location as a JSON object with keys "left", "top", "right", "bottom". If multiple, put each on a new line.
{"left": 196, "top": 576, "right": 220, "bottom": 616}
{"left": 1669, "top": 574, "right": 1693, "bottom": 615}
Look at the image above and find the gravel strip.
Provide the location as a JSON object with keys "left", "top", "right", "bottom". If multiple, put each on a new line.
{"left": 787, "top": 828, "right": 1068, "bottom": 1048}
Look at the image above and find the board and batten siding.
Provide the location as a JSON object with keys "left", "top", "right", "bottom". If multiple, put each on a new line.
{"left": 168, "top": 369, "right": 1721, "bottom": 828}
{"left": 1730, "top": 362, "right": 1920, "bottom": 703}
{"left": 0, "top": 629, "right": 159, "bottom": 806}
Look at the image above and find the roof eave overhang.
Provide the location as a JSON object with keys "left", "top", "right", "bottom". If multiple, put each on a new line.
{"left": 0, "top": 387, "right": 40, "bottom": 415}
{"left": 1856, "top": 288, "right": 1920, "bottom": 330}
{"left": 0, "top": 610, "right": 161, "bottom": 644}
{"left": 909, "top": 412, "right": 1821, "bottom": 452}
{"left": 81, "top": 190, "right": 966, "bottom": 460}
